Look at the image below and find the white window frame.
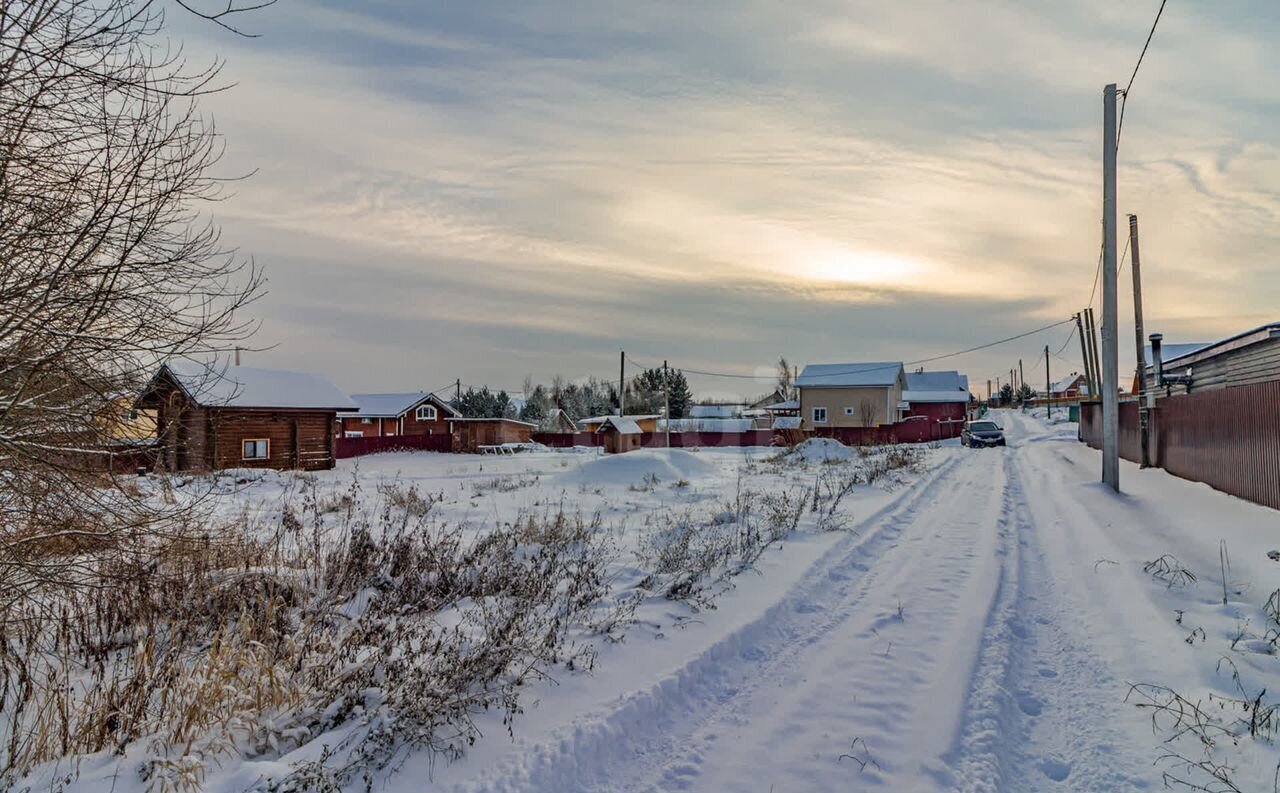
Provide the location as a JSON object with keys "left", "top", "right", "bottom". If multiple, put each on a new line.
{"left": 242, "top": 438, "right": 269, "bottom": 460}
{"left": 812, "top": 406, "right": 828, "bottom": 424}
{"left": 344, "top": 431, "right": 364, "bottom": 438}
{"left": 415, "top": 404, "right": 438, "bottom": 421}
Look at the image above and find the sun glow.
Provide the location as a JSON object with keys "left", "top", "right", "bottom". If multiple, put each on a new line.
{"left": 801, "top": 248, "right": 924, "bottom": 286}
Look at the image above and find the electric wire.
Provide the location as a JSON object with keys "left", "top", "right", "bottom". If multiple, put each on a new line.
{"left": 1116, "top": 0, "right": 1169, "bottom": 149}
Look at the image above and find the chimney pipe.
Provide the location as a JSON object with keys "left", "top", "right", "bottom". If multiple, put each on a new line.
{"left": 1148, "top": 333, "right": 1163, "bottom": 389}
{"left": 234, "top": 347, "right": 241, "bottom": 367}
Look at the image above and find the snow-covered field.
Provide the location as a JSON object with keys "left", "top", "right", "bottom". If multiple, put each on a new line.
{"left": 18, "top": 412, "right": 1280, "bottom": 793}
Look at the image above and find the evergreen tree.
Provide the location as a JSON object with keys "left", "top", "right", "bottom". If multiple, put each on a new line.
{"left": 453, "top": 386, "right": 512, "bottom": 418}
{"left": 999, "top": 383, "right": 1014, "bottom": 405}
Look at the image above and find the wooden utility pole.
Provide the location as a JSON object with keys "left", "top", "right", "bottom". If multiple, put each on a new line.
{"left": 1085, "top": 307, "right": 1102, "bottom": 400}
{"left": 987, "top": 379, "right": 992, "bottom": 402}
{"left": 455, "top": 378, "right": 461, "bottom": 403}
{"left": 1045, "top": 345, "right": 1051, "bottom": 418}
{"left": 1129, "top": 213, "right": 1150, "bottom": 467}
{"left": 1101, "top": 83, "right": 1120, "bottom": 491}
{"left": 1075, "top": 313, "right": 1093, "bottom": 395}
{"left": 619, "top": 350, "right": 625, "bottom": 417}
{"left": 1019, "top": 359, "right": 1025, "bottom": 399}
{"left": 663, "top": 359, "right": 671, "bottom": 448}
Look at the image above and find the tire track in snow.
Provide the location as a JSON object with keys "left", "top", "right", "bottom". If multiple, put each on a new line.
{"left": 448, "top": 451, "right": 969, "bottom": 793}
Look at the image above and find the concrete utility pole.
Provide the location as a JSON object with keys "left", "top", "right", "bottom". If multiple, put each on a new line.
{"left": 1101, "top": 83, "right": 1120, "bottom": 491}
{"left": 619, "top": 350, "right": 626, "bottom": 416}
{"left": 663, "top": 359, "right": 671, "bottom": 448}
{"left": 1085, "top": 307, "right": 1102, "bottom": 400}
{"left": 1129, "top": 214, "right": 1150, "bottom": 467}
{"left": 1045, "top": 345, "right": 1051, "bottom": 418}
{"left": 1074, "top": 313, "right": 1093, "bottom": 396}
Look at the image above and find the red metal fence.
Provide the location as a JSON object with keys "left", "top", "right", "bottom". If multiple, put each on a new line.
{"left": 335, "top": 434, "right": 452, "bottom": 459}
{"left": 1080, "top": 381, "right": 1280, "bottom": 511}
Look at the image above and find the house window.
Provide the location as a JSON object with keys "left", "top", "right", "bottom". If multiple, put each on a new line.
{"left": 812, "top": 407, "right": 828, "bottom": 424}
{"left": 361, "top": 418, "right": 373, "bottom": 425}
{"left": 127, "top": 409, "right": 139, "bottom": 421}
{"left": 242, "top": 439, "right": 269, "bottom": 460}
{"left": 344, "top": 431, "right": 363, "bottom": 438}
{"left": 844, "top": 406, "right": 855, "bottom": 416}
{"left": 415, "top": 405, "right": 437, "bottom": 421}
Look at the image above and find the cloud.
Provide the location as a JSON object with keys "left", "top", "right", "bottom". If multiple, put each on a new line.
{"left": 174, "top": 0, "right": 1280, "bottom": 397}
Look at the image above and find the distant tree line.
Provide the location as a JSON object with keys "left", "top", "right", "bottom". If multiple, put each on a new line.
{"left": 450, "top": 369, "right": 693, "bottom": 422}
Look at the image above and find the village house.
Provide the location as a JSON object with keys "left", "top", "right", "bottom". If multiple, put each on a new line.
{"left": 137, "top": 362, "right": 356, "bottom": 472}
{"left": 903, "top": 370, "right": 970, "bottom": 437}
{"left": 796, "top": 362, "right": 907, "bottom": 429}
{"left": 338, "top": 392, "right": 460, "bottom": 438}
{"left": 1146, "top": 321, "right": 1280, "bottom": 393}
{"left": 536, "top": 408, "right": 579, "bottom": 434}
{"left": 1050, "top": 372, "right": 1090, "bottom": 399}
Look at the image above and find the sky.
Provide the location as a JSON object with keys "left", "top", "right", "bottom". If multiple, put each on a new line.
{"left": 176, "top": 0, "right": 1280, "bottom": 401}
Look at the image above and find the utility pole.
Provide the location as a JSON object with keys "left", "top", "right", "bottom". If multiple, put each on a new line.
{"left": 987, "top": 379, "right": 992, "bottom": 402}
{"left": 1101, "top": 83, "right": 1120, "bottom": 491}
{"left": 1075, "top": 313, "right": 1093, "bottom": 396}
{"left": 455, "top": 378, "right": 461, "bottom": 403}
{"left": 619, "top": 350, "right": 626, "bottom": 416}
{"left": 1129, "top": 213, "right": 1150, "bottom": 468}
{"left": 1019, "top": 359, "right": 1025, "bottom": 399}
{"left": 1085, "top": 307, "right": 1102, "bottom": 400}
{"left": 663, "top": 359, "right": 671, "bottom": 448}
{"left": 1045, "top": 345, "right": 1051, "bottom": 418}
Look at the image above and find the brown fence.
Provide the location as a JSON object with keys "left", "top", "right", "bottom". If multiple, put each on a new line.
{"left": 335, "top": 434, "right": 452, "bottom": 459}
{"left": 1080, "top": 381, "right": 1280, "bottom": 511}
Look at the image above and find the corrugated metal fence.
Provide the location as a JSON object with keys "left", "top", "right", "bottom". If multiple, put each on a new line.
{"left": 1080, "top": 381, "right": 1280, "bottom": 511}
{"left": 335, "top": 434, "right": 452, "bottom": 458}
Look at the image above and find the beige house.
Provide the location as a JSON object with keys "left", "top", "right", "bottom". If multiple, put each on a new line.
{"left": 797, "top": 362, "right": 908, "bottom": 428}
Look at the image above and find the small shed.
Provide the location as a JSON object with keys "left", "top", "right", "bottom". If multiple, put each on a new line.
{"left": 450, "top": 417, "right": 537, "bottom": 452}
{"left": 579, "top": 414, "right": 660, "bottom": 433}
{"left": 137, "top": 362, "right": 356, "bottom": 472}
{"left": 595, "top": 415, "right": 643, "bottom": 454}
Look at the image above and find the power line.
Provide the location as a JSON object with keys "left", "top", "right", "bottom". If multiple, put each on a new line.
{"left": 636, "top": 318, "right": 1074, "bottom": 382}
{"left": 1053, "top": 324, "right": 1077, "bottom": 357}
{"left": 1116, "top": 0, "right": 1169, "bottom": 149}
{"left": 1087, "top": 243, "right": 1104, "bottom": 310}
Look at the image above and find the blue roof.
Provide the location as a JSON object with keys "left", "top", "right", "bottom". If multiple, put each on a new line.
{"left": 344, "top": 392, "right": 459, "bottom": 418}
{"left": 797, "top": 362, "right": 904, "bottom": 388}
{"left": 905, "top": 370, "right": 967, "bottom": 392}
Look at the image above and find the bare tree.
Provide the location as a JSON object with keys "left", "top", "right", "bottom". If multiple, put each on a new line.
{"left": 0, "top": 0, "right": 268, "bottom": 610}
{"left": 777, "top": 356, "right": 793, "bottom": 399}
{"left": 858, "top": 399, "right": 879, "bottom": 427}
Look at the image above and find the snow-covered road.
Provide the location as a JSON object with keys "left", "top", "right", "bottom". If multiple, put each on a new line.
{"left": 447, "top": 411, "right": 1280, "bottom": 793}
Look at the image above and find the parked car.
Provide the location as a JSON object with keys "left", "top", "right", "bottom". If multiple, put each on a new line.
{"left": 961, "top": 420, "right": 1006, "bottom": 448}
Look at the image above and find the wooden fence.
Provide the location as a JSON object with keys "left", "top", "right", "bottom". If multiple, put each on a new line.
{"left": 1080, "top": 381, "right": 1280, "bottom": 511}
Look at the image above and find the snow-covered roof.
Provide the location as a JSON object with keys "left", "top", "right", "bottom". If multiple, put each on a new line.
{"left": 903, "top": 390, "right": 970, "bottom": 404}
{"left": 1051, "top": 373, "right": 1086, "bottom": 392}
{"left": 1145, "top": 323, "right": 1278, "bottom": 370}
{"left": 453, "top": 417, "right": 538, "bottom": 427}
{"left": 596, "top": 416, "right": 642, "bottom": 434}
{"left": 580, "top": 413, "right": 659, "bottom": 424}
{"left": 343, "top": 392, "right": 459, "bottom": 418}
{"left": 689, "top": 404, "right": 741, "bottom": 419}
{"left": 762, "top": 399, "right": 800, "bottom": 411}
{"left": 796, "top": 362, "right": 904, "bottom": 388}
{"left": 158, "top": 361, "right": 356, "bottom": 410}
{"left": 905, "top": 370, "right": 967, "bottom": 392}
{"left": 771, "top": 416, "right": 802, "bottom": 429}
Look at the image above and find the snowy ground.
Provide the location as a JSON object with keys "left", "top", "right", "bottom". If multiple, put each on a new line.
{"left": 24, "top": 412, "right": 1280, "bottom": 793}
{"left": 420, "top": 410, "right": 1280, "bottom": 793}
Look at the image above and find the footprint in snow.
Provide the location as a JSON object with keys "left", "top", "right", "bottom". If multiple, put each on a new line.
{"left": 1016, "top": 690, "right": 1044, "bottom": 716}
{"left": 1039, "top": 758, "right": 1072, "bottom": 782}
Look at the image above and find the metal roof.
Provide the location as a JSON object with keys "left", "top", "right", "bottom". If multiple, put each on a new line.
{"left": 903, "top": 389, "right": 969, "bottom": 404}
{"left": 796, "top": 362, "right": 904, "bottom": 388}
{"left": 343, "top": 392, "right": 459, "bottom": 418}
{"left": 905, "top": 370, "right": 968, "bottom": 393}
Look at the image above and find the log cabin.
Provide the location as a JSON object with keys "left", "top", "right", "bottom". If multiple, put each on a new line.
{"left": 138, "top": 362, "right": 356, "bottom": 472}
